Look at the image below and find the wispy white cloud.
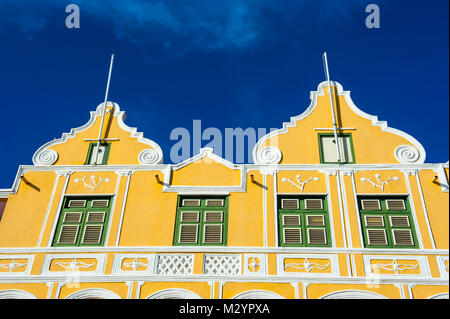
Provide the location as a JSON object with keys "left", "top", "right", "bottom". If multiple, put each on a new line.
{"left": 0, "top": 0, "right": 365, "bottom": 55}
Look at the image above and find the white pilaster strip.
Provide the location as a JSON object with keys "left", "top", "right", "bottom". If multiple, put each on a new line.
{"left": 273, "top": 172, "right": 278, "bottom": 247}
{"left": 115, "top": 171, "right": 133, "bottom": 246}
{"left": 104, "top": 172, "right": 123, "bottom": 245}
{"left": 402, "top": 171, "right": 424, "bottom": 249}
{"left": 350, "top": 172, "right": 365, "bottom": 247}
{"left": 37, "top": 173, "right": 61, "bottom": 247}
{"left": 415, "top": 173, "right": 436, "bottom": 249}
{"left": 262, "top": 173, "right": 268, "bottom": 247}
{"left": 333, "top": 172, "right": 347, "bottom": 248}
{"left": 46, "top": 171, "right": 72, "bottom": 247}
{"left": 339, "top": 172, "right": 353, "bottom": 248}
{"left": 323, "top": 172, "right": 337, "bottom": 247}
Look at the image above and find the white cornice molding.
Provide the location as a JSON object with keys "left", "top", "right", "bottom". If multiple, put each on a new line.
{"left": 0, "top": 246, "right": 447, "bottom": 255}
{"left": 3, "top": 162, "right": 448, "bottom": 196}
{"left": 162, "top": 147, "right": 247, "bottom": 193}
{"left": 32, "top": 102, "right": 163, "bottom": 166}
{"left": 253, "top": 81, "right": 426, "bottom": 164}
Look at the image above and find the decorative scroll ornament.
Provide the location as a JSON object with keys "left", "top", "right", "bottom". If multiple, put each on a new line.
{"left": 74, "top": 175, "right": 110, "bottom": 191}
{"left": 284, "top": 258, "right": 331, "bottom": 273}
{"left": 0, "top": 260, "right": 28, "bottom": 272}
{"left": 123, "top": 258, "right": 148, "bottom": 271}
{"left": 53, "top": 259, "right": 96, "bottom": 272}
{"left": 33, "top": 149, "right": 58, "bottom": 165}
{"left": 371, "top": 260, "right": 418, "bottom": 275}
{"left": 256, "top": 146, "right": 282, "bottom": 165}
{"left": 282, "top": 175, "right": 319, "bottom": 192}
{"left": 360, "top": 174, "right": 399, "bottom": 192}
{"left": 247, "top": 257, "right": 261, "bottom": 273}
{"left": 138, "top": 148, "right": 163, "bottom": 164}
{"left": 395, "top": 145, "right": 420, "bottom": 163}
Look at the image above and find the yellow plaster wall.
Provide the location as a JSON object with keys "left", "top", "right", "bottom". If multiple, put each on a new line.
{"left": 117, "top": 171, "right": 178, "bottom": 246}
{"left": 48, "top": 112, "right": 158, "bottom": 166}
{"left": 259, "top": 86, "right": 419, "bottom": 165}
{"left": 139, "top": 282, "right": 211, "bottom": 299}
{"left": 170, "top": 156, "right": 241, "bottom": 186}
{"left": 222, "top": 282, "right": 295, "bottom": 299}
{"left": 307, "top": 283, "right": 401, "bottom": 299}
{"left": 418, "top": 170, "right": 449, "bottom": 249}
{"left": 0, "top": 171, "right": 56, "bottom": 247}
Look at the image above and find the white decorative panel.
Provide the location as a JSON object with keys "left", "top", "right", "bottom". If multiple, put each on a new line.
{"left": 41, "top": 254, "right": 107, "bottom": 277}
{"left": 276, "top": 254, "right": 339, "bottom": 277}
{"left": 156, "top": 254, "right": 194, "bottom": 276}
{"left": 203, "top": 254, "right": 241, "bottom": 276}
{"left": 0, "top": 255, "right": 35, "bottom": 276}
{"left": 436, "top": 256, "right": 449, "bottom": 279}
{"left": 243, "top": 254, "right": 266, "bottom": 276}
{"left": 363, "top": 255, "right": 431, "bottom": 279}
{"left": 111, "top": 254, "right": 155, "bottom": 276}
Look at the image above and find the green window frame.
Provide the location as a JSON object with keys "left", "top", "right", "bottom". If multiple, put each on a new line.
{"left": 174, "top": 196, "right": 228, "bottom": 246}
{"left": 52, "top": 196, "right": 112, "bottom": 247}
{"left": 85, "top": 142, "right": 111, "bottom": 165}
{"left": 318, "top": 133, "right": 356, "bottom": 164}
{"left": 278, "top": 196, "right": 331, "bottom": 247}
{"left": 358, "top": 196, "right": 419, "bottom": 248}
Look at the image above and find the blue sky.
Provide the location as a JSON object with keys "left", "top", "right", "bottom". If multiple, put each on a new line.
{"left": 0, "top": 0, "right": 448, "bottom": 186}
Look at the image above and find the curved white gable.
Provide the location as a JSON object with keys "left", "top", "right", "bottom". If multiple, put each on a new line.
{"left": 253, "top": 81, "right": 426, "bottom": 164}
{"left": 32, "top": 102, "right": 163, "bottom": 165}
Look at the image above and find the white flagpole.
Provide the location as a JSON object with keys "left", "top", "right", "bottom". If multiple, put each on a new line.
{"left": 94, "top": 53, "right": 115, "bottom": 165}
{"left": 322, "top": 52, "right": 342, "bottom": 163}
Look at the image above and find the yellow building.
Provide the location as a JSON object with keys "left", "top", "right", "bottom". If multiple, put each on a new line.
{"left": 0, "top": 81, "right": 448, "bottom": 299}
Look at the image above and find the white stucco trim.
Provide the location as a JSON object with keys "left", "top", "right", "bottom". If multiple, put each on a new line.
{"left": 162, "top": 147, "right": 247, "bottom": 193}
{"left": 146, "top": 288, "right": 202, "bottom": 299}
{"left": 32, "top": 102, "right": 163, "bottom": 166}
{"left": 320, "top": 290, "right": 388, "bottom": 299}
{"left": 232, "top": 290, "right": 285, "bottom": 299}
{"left": 0, "top": 289, "right": 38, "bottom": 299}
{"left": 253, "top": 81, "right": 426, "bottom": 164}
{"left": 65, "top": 288, "right": 122, "bottom": 299}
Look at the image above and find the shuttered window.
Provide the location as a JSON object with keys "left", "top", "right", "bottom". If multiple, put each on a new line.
{"left": 174, "top": 196, "right": 228, "bottom": 246}
{"left": 85, "top": 143, "right": 111, "bottom": 165}
{"left": 278, "top": 196, "right": 331, "bottom": 247}
{"left": 318, "top": 133, "right": 355, "bottom": 164}
{"left": 52, "top": 196, "right": 112, "bottom": 247}
{"left": 358, "top": 197, "right": 417, "bottom": 248}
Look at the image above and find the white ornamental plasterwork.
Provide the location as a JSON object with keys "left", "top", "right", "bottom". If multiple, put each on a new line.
{"left": 277, "top": 254, "right": 339, "bottom": 277}
{"left": 371, "top": 260, "right": 418, "bottom": 275}
{"left": 138, "top": 148, "right": 163, "bottom": 165}
{"left": 204, "top": 254, "right": 241, "bottom": 276}
{"left": 111, "top": 254, "right": 155, "bottom": 276}
{"left": 243, "top": 254, "right": 266, "bottom": 276}
{"left": 436, "top": 256, "right": 449, "bottom": 279}
{"left": 0, "top": 255, "right": 34, "bottom": 276}
{"left": 0, "top": 260, "right": 28, "bottom": 273}
{"left": 156, "top": 254, "right": 194, "bottom": 276}
{"left": 41, "top": 254, "right": 106, "bottom": 276}
{"left": 53, "top": 259, "right": 96, "bottom": 272}
{"left": 281, "top": 175, "right": 319, "bottom": 192}
{"left": 256, "top": 146, "right": 282, "bottom": 165}
{"left": 360, "top": 174, "right": 399, "bottom": 191}
{"left": 123, "top": 258, "right": 148, "bottom": 271}
{"left": 395, "top": 145, "right": 420, "bottom": 163}
{"left": 33, "top": 149, "right": 59, "bottom": 165}
{"left": 284, "top": 258, "right": 331, "bottom": 273}
{"left": 363, "top": 255, "right": 430, "bottom": 279}
{"left": 74, "top": 175, "right": 110, "bottom": 191}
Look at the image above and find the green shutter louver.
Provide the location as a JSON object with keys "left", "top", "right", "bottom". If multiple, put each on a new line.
{"left": 278, "top": 196, "right": 331, "bottom": 247}
{"left": 52, "top": 197, "right": 112, "bottom": 247}
{"left": 174, "top": 196, "right": 228, "bottom": 246}
{"left": 359, "top": 196, "right": 418, "bottom": 248}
